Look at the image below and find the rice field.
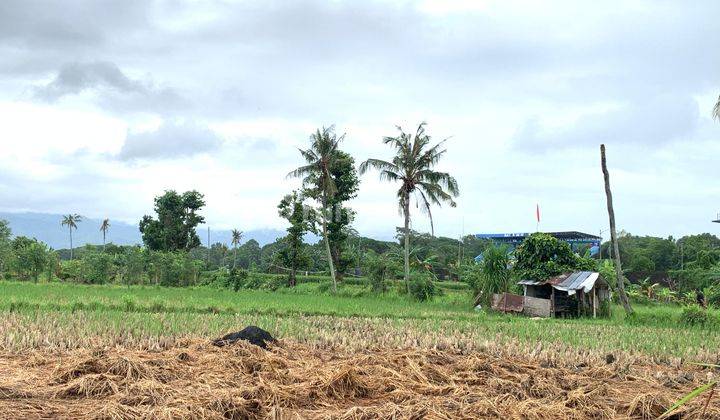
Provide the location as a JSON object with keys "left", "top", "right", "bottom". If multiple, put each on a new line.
{"left": 1, "top": 280, "right": 719, "bottom": 418}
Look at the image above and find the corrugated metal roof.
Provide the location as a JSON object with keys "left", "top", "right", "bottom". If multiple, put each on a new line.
{"left": 519, "top": 271, "right": 603, "bottom": 294}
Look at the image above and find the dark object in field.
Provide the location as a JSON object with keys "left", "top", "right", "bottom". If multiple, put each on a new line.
{"left": 696, "top": 290, "right": 707, "bottom": 308}
{"left": 212, "top": 326, "right": 277, "bottom": 349}
{"left": 605, "top": 353, "right": 615, "bottom": 364}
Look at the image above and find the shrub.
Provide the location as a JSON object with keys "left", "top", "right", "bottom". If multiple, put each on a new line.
{"left": 409, "top": 272, "right": 438, "bottom": 302}
{"left": 226, "top": 268, "right": 248, "bottom": 291}
{"left": 681, "top": 305, "right": 710, "bottom": 326}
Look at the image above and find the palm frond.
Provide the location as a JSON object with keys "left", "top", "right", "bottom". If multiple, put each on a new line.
{"left": 359, "top": 158, "right": 398, "bottom": 175}
{"left": 714, "top": 95, "right": 720, "bottom": 121}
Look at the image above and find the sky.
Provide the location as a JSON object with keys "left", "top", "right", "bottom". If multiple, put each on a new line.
{"left": 1, "top": 0, "right": 719, "bottom": 241}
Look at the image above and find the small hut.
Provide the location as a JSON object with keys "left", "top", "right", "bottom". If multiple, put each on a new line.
{"left": 492, "top": 271, "right": 610, "bottom": 318}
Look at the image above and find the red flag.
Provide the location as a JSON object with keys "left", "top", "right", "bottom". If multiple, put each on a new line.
{"left": 536, "top": 204, "right": 540, "bottom": 223}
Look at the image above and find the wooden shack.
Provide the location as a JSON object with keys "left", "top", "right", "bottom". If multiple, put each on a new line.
{"left": 492, "top": 271, "right": 610, "bottom": 318}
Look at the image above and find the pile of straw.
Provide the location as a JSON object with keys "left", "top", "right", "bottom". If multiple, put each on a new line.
{"left": 0, "top": 339, "right": 716, "bottom": 419}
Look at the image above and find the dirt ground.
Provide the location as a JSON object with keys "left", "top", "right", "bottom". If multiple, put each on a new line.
{"left": 0, "top": 340, "right": 717, "bottom": 419}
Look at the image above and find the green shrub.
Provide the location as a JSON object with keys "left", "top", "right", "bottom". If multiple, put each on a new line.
{"left": 226, "top": 268, "right": 248, "bottom": 291}
{"left": 681, "top": 305, "right": 710, "bottom": 326}
{"left": 409, "top": 272, "right": 438, "bottom": 302}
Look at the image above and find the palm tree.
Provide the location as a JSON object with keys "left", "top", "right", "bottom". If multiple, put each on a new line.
{"left": 287, "top": 126, "right": 343, "bottom": 293}
{"left": 61, "top": 214, "right": 82, "bottom": 259}
{"left": 360, "top": 122, "right": 459, "bottom": 290}
{"left": 714, "top": 95, "right": 720, "bottom": 121}
{"left": 100, "top": 218, "right": 110, "bottom": 251}
{"left": 231, "top": 229, "right": 243, "bottom": 268}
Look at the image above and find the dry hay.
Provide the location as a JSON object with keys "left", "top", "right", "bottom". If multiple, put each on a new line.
{"left": 0, "top": 340, "right": 717, "bottom": 419}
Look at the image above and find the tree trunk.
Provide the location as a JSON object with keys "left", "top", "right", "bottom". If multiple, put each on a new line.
{"left": 69, "top": 228, "right": 74, "bottom": 260}
{"left": 102, "top": 232, "right": 106, "bottom": 252}
{"left": 289, "top": 267, "right": 297, "bottom": 287}
{"left": 600, "top": 144, "right": 633, "bottom": 315}
{"left": 322, "top": 210, "right": 337, "bottom": 293}
{"left": 403, "top": 198, "right": 411, "bottom": 293}
{"left": 233, "top": 247, "right": 237, "bottom": 269}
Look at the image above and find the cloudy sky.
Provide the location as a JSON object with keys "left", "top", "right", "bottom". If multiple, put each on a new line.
{"left": 1, "top": 0, "right": 719, "bottom": 241}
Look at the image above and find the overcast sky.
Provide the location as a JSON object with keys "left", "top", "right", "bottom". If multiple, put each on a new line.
{"left": 1, "top": 0, "right": 719, "bottom": 241}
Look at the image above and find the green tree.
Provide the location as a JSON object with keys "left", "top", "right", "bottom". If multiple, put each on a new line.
{"left": 320, "top": 151, "right": 359, "bottom": 282}
{"left": 11, "top": 237, "right": 50, "bottom": 282}
{"left": 61, "top": 214, "right": 82, "bottom": 259}
{"left": 231, "top": 229, "right": 243, "bottom": 268}
{"left": 0, "top": 219, "right": 11, "bottom": 275}
{"left": 100, "top": 218, "right": 110, "bottom": 251}
{"left": 277, "top": 191, "right": 314, "bottom": 286}
{"left": 139, "top": 190, "right": 206, "bottom": 251}
{"left": 237, "top": 239, "right": 261, "bottom": 269}
{"left": 287, "top": 126, "right": 345, "bottom": 292}
{"left": 514, "top": 233, "right": 580, "bottom": 281}
{"left": 360, "top": 122, "right": 459, "bottom": 290}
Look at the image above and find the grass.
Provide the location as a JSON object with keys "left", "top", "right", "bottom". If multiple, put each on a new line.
{"left": 1, "top": 280, "right": 719, "bottom": 363}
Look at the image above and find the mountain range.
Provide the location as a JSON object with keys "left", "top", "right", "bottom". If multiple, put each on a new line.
{"left": 0, "top": 212, "right": 288, "bottom": 249}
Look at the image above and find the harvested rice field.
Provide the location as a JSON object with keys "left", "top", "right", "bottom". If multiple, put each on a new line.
{"left": 1, "top": 282, "right": 720, "bottom": 418}
{"left": 0, "top": 339, "right": 718, "bottom": 419}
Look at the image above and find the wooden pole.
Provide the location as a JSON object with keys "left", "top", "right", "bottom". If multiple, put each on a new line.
{"left": 593, "top": 287, "right": 597, "bottom": 318}
{"left": 600, "top": 144, "right": 634, "bottom": 315}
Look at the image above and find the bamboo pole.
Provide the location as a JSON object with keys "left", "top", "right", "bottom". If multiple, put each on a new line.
{"left": 600, "top": 144, "right": 634, "bottom": 315}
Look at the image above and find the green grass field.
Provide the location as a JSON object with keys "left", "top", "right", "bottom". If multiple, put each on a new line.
{"left": 1, "top": 280, "right": 719, "bottom": 364}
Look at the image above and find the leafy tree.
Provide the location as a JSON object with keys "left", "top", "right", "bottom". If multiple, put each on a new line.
{"left": 61, "top": 214, "right": 82, "bottom": 259}
{"left": 287, "top": 126, "right": 345, "bottom": 292}
{"left": 11, "top": 237, "right": 51, "bottom": 282}
{"left": 231, "top": 229, "right": 243, "bottom": 268}
{"left": 0, "top": 219, "right": 11, "bottom": 275}
{"left": 237, "top": 239, "right": 261, "bottom": 270}
{"left": 100, "top": 218, "right": 110, "bottom": 251}
{"left": 321, "top": 151, "right": 359, "bottom": 282}
{"left": 360, "top": 122, "right": 459, "bottom": 290}
{"left": 139, "top": 190, "right": 205, "bottom": 251}
{"left": 514, "top": 233, "right": 581, "bottom": 281}
{"left": 277, "top": 191, "right": 314, "bottom": 286}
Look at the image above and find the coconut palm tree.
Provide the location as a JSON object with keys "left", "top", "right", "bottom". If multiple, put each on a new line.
{"left": 61, "top": 214, "right": 82, "bottom": 259}
{"left": 231, "top": 229, "right": 243, "bottom": 268}
{"left": 100, "top": 218, "right": 110, "bottom": 251}
{"left": 287, "top": 126, "right": 343, "bottom": 293}
{"left": 359, "top": 122, "right": 459, "bottom": 290}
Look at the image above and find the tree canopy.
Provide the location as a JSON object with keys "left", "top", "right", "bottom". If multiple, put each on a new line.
{"left": 139, "top": 190, "right": 206, "bottom": 252}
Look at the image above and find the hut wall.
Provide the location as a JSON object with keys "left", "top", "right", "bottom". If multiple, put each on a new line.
{"left": 522, "top": 296, "right": 552, "bottom": 317}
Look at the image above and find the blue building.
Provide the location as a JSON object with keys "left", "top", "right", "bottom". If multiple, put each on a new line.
{"left": 475, "top": 231, "right": 602, "bottom": 262}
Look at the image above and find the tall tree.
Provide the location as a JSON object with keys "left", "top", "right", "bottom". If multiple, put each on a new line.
{"left": 287, "top": 126, "right": 344, "bottom": 292}
{"left": 600, "top": 144, "right": 634, "bottom": 315}
{"left": 277, "top": 191, "right": 314, "bottom": 286}
{"left": 0, "top": 219, "right": 12, "bottom": 275}
{"left": 304, "top": 150, "right": 359, "bottom": 283}
{"left": 360, "top": 122, "right": 459, "bottom": 290}
{"left": 100, "top": 218, "right": 110, "bottom": 251}
{"left": 61, "top": 214, "right": 82, "bottom": 259}
{"left": 139, "top": 190, "right": 206, "bottom": 252}
{"left": 231, "top": 229, "right": 243, "bottom": 268}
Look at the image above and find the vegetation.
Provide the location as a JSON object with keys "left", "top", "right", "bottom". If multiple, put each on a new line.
{"left": 277, "top": 191, "right": 314, "bottom": 286}
{"left": 360, "top": 122, "right": 459, "bottom": 291}
{"left": 60, "top": 214, "right": 82, "bottom": 259}
{"left": 139, "top": 190, "right": 205, "bottom": 252}
{"left": 288, "top": 126, "right": 350, "bottom": 293}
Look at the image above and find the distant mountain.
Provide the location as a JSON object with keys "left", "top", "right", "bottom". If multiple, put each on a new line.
{"left": 0, "top": 212, "right": 288, "bottom": 249}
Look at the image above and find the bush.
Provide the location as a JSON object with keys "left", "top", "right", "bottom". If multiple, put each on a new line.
{"left": 226, "top": 268, "right": 248, "bottom": 291}
{"left": 681, "top": 305, "right": 710, "bottom": 326}
{"left": 409, "top": 272, "right": 438, "bottom": 302}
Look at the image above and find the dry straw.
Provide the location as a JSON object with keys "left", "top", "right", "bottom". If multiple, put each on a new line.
{"left": 0, "top": 339, "right": 717, "bottom": 419}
